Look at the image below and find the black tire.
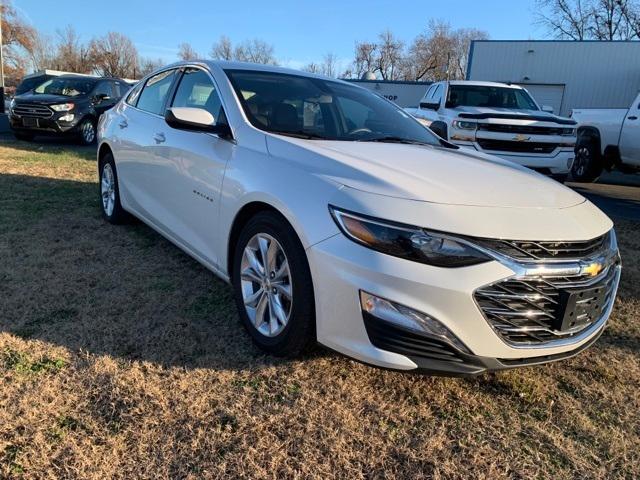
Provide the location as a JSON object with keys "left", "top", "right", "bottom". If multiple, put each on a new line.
{"left": 98, "top": 153, "right": 130, "bottom": 224}
{"left": 572, "top": 138, "right": 602, "bottom": 183}
{"left": 232, "top": 211, "right": 316, "bottom": 357}
{"left": 14, "top": 131, "right": 34, "bottom": 142}
{"left": 77, "top": 118, "right": 97, "bottom": 145}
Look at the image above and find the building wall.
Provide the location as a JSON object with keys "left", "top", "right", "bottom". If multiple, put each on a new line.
{"left": 467, "top": 41, "right": 640, "bottom": 116}
{"left": 346, "top": 80, "right": 431, "bottom": 108}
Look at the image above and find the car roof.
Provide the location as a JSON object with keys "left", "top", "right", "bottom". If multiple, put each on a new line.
{"left": 56, "top": 74, "right": 125, "bottom": 82}
{"left": 446, "top": 80, "right": 524, "bottom": 89}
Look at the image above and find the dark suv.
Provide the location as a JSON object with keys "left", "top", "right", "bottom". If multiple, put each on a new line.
{"left": 9, "top": 75, "right": 130, "bottom": 144}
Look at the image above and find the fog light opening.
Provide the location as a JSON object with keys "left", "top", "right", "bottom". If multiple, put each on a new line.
{"left": 359, "top": 291, "right": 471, "bottom": 353}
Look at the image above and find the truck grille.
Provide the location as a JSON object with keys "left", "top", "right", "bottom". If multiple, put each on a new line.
{"left": 12, "top": 103, "right": 53, "bottom": 118}
{"left": 474, "top": 264, "right": 619, "bottom": 346}
{"left": 476, "top": 234, "right": 608, "bottom": 261}
{"left": 477, "top": 139, "right": 558, "bottom": 154}
{"left": 477, "top": 124, "right": 574, "bottom": 136}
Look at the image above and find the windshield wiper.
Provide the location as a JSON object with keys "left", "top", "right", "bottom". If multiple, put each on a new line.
{"left": 357, "top": 135, "right": 431, "bottom": 146}
{"left": 270, "top": 130, "right": 328, "bottom": 140}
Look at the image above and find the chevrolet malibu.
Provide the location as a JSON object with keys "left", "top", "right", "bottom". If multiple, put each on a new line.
{"left": 97, "top": 61, "right": 621, "bottom": 375}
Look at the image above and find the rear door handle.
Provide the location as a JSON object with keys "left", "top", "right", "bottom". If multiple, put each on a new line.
{"left": 628, "top": 116, "right": 638, "bottom": 120}
{"left": 119, "top": 119, "right": 128, "bottom": 129}
{"left": 153, "top": 132, "right": 166, "bottom": 144}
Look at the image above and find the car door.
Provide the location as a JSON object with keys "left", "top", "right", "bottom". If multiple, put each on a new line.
{"left": 155, "top": 66, "right": 234, "bottom": 265}
{"left": 619, "top": 94, "right": 640, "bottom": 166}
{"left": 115, "top": 69, "right": 181, "bottom": 228}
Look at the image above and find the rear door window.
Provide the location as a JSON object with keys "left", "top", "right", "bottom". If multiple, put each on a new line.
{"left": 136, "top": 70, "right": 178, "bottom": 115}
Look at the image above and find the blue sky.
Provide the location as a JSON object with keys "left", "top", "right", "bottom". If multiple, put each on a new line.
{"left": 15, "top": 0, "right": 540, "bottom": 69}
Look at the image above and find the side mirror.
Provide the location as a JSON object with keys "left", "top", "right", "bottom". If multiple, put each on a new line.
{"left": 541, "top": 105, "right": 554, "bottom": 114}
{"left": 95, "top": 93, "right": 111, "bottom": 103}
{"left": 165, "top": 107, "right": 232, "bottom": 137}
{"left": 420, "top": 101, "right": 440, "bottom": 111}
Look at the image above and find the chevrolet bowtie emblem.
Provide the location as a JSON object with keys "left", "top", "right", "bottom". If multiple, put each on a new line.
{"left": 513, "top": 134, "right": 531, "bottom": 142}
{"left": 582, "top": 262, "right": 604, "bottom": 278}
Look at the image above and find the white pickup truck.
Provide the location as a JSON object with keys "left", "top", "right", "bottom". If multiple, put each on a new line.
{"left": 405, "top": 81, "right": 577, "bottom": 181}
{"left": 570, "top": 92, "right": 640, "bottom": 182}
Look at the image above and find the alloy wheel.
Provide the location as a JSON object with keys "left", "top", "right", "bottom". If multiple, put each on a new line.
{"left": 82, "top": 121, "right": 96, "bottom": 143}
{"left": 240, "top": 233, "right": 292, "bottom": 337}
{"left": 101, "top": 163, "right": 116, "bottom": 217}
{"left": 573, "top": 146, "right": 590, "bottom": 177}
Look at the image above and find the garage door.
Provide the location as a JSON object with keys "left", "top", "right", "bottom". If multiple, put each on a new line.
{"left": 517, "top": 84, "right": 565, "bottom": 116}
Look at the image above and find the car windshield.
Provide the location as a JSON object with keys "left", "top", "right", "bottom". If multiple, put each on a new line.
{"left": 447, "top": 85, "right": 539, "bottom": 111}
{"left": 34, "top": 77, "right": 96, "bottom": 97}
{"left": 16, "top": 76, "right": 52, "bottom": 95}
{"left": 224, "top": 69, "right": 442, "bottom": 145}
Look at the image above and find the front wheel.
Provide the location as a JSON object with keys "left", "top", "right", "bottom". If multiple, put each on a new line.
{"left": 572, "top": 139, "right": 602, "bottom": 183}
{"left": 232, "top": 212, "right": 315, "bottom": 357}
{"left": 77, "top": 118, "right": 96, "bottom": 145}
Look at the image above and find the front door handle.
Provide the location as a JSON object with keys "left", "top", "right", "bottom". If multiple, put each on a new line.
{"left": 628, "top": 116, "right": 638, "bottom": 121}
{"left": 153, "top": 132, "right": 166, "bottom": 144}
{"left": 118, "top": 119, "right": 128, "bottom": 129}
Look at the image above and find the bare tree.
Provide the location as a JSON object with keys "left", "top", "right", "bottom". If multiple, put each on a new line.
{"left": 26, "top": 30, "right": 56, "bottom": 71}
{"left": 375, "top": 30, "right": 404, "bottom": 80}
{"left": 1, "top": 1, "right": 36, "bottom": 83}
{"left": 53, "top": 26, "right": 93, "bottom": 73}
{"left": 321, "top": 53, "right": 339, "bottom": 77}
{"left": 234, "top": 38, "right": 277, "bottom": 65}
{"left": 90, "top": 32, "right": 139, "bottom": 78}
{"left": 302, "top": 62, "right": 321, "bottom": 74}
{"left": 353, "top": 41, "right": 377, "bottom": 78}
{"left": 210, "top": 35, "right": 233, "bottom": 60}
{"left": 536, "top": 0, "right": 640, "bottom": 39}
{"left": 178, "top": 42, "right": 199, "bottom": 61}
{"left": 137, "top": 56, "right": 164, "bottom": 76}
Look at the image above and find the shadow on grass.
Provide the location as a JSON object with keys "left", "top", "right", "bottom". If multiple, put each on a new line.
{"left": 0, "top": 133, "right": 96, "bottom": 161}
{"left": 0, "top": 173, "right": 326, "bottom": 372}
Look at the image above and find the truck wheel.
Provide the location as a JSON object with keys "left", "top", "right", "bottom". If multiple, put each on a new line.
{"left": 572, "top": 138, "right": 602, "bottom": 183}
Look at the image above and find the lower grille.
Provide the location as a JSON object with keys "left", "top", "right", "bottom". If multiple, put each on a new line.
{"left": 477, "top": 139, "right": 558, "bottom": 154}
{"left": 12, "top": 104, "right": 53, "bottom": 118}
{"left": 363, "top": 313, "right": 465, "bottom": 363}
{"left": 474, "top": 264, "right": 619, "bottom": 346}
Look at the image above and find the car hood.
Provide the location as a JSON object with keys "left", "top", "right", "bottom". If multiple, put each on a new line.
{"left": 453, "top": 107, "right": 575, "bottom": 125}
{"left": 267, "top": 136, "right": 585, "bottom": 209}
{"left": 14, "top": 93, "right": 81, "bottom": 104}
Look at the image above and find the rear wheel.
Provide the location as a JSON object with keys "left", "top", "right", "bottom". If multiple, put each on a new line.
{"left": 572, "top": 138, "right": 602, "bottom": 183}
{"left": 232, "top": 212, "right": 315, "bottom": 357}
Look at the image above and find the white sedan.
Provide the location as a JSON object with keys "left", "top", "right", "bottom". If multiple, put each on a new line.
{"left": 97, "top": 61, "right": 621, "bottom": 375}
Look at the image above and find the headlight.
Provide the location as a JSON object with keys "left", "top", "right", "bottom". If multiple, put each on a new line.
{"left": 329, "top": 207, "right": 491, "bottom": 267}
{"left": 562, "top": 128, "right": 576, "bottom": 136}
{"left": 452, "top": 120, "right": 477, "bottom": 130}
{"left": 50, "top": 103, "right": 75, "bottom": 112}
{"left": 9, "top": 98, "right": 16, "bottom": 112}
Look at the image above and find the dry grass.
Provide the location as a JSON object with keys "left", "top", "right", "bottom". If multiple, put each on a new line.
{"left": 0, "top": 138, "right": 639, "bottom": 479}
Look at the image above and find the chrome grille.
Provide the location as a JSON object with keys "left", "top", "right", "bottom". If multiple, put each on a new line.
{"left": 12, "top": 103, "right": 53, "bottom": 118}
{"left": 476, "top": 234, "right": 607, "bottom": 261}
{"left": 475, "top": 264, "right": 619, "bottom": 346}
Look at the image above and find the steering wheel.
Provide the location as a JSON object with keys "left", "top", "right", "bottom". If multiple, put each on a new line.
{"left": 348, "top": 127, "right": 372, "bottom": 135}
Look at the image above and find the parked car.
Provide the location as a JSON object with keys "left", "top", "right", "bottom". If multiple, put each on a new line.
{"left": 405, "top": 81, "right": 577, "bottom": 182}
{"left": 9, "top": 75, "right": 130, "bottom": 144}
{"left": 570, "top": 92, "right": 640, "bottom": 182}
{"left": 97, "top": 61, "right": 620, "bottom": 375}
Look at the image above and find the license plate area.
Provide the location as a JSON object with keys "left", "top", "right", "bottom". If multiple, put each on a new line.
{"left": 555, "top": 285, "right": 608, "bottom": 332}
{"left": 22, "top": 117, "right": 39, "bottom": 128}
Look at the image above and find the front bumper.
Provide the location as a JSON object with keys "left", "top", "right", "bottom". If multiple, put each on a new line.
{"left": 9, "top": 112, "right": 83, "bottom": 135}
{"left": 308, "top": 233, "right": 619, "bottom": 375}
{"left": 456, "top": 142, "right": 575, "bottom": 175}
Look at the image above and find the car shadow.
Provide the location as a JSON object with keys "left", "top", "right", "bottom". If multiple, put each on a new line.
{"left": 0, "top": 172, "right": 327, "bottom": 372}
{"left": 0, "top": 133, "right": 96, "bottom": 160}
